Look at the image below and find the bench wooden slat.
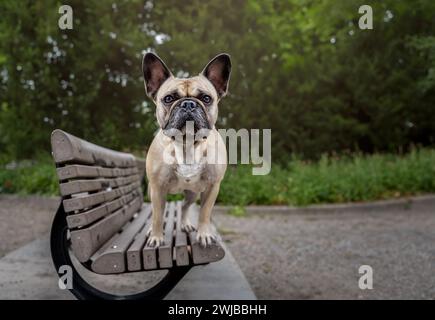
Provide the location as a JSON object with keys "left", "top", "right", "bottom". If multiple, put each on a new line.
{"left": 62, "top": 181, "right": 141, "bottom": 212}
{"left": 60, "top": 179, "right": 107, "bottom": 196}
{"left": 182, "top": 204, "right": 224, "bottom": 265}
{"left": 59, "top": 174, "right": 140, "bottom": 196}
{"left": 158, "top": 202, "right": 176, "bottom": 268}
{"left": 51, "top": 129, "right": 137, "bottom": 167}
{"left": 56, "top": 165, "right": 139, "bottom": 181}
{"left": 90, "top": 204, "right": 151, "bottom": 274}
{"left": 66, "top": 189, "right": 138, "bottom": 228}
{"left": 188, "top": 224, "right": 225, "bottom": 265}
{"left": 174, "top": 201, "right": 189, "bottom": 266}
{"left": 141, "top": 203, "right": 173, "bottom": 270}
{"left": 70, "top": 197, "right": 142, "bottom": 262}
{"left": 56, "top": 165, "right": 98, "bottom": 180}
{"left": 126, "top": 216, "right": 152, "bottom": 272}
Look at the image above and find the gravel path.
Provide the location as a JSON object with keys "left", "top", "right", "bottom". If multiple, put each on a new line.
{"left": 0, "top": 195, "right": 59, "bottom": 258}
{"left": 0, "top": 194, "right": 434, "bottom": 299}
{"left": 214, "top": 205, "right": 435, "bottom": 299}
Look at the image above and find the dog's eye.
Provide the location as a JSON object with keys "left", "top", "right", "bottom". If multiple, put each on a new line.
{"left": 163, "top": 95, "right": 174, "bottom": 104}
{"left": 201, "top": 95, "right": 212, "bottom": 104}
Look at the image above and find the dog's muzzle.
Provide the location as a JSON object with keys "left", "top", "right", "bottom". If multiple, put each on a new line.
{"left": 163, "top": 99, "right": 211, "bottom": 138}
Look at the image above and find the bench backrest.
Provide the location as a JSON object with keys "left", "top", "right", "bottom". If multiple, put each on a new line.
{"left": 50, "top": 129, "right": 146, "bottom": 262}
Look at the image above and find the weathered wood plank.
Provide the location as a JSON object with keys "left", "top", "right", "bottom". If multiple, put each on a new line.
{"left": 174, "top": 201, "right": 189, "bottom": 266}
{"left": 62, "top": 181, "right": 141, "bottom": 212}
{"left": 60, "top": 179, "right": 106, "bottom": 196}
{"left": 142, "top": 203, "right": 170, "bottom": 270}
{"left": 51, "top": 129, "right": 136, "bottom": 167}
{"left": 70, "top": 197, "right": 142, "bottom": 262}
{"left": 188, "top": 222, "right": 225, "bottom": 265}
{"left": 66, "top": 189, "right": 138, "bottom": 228}
{"left": 126, "top": 212, "right": 152, "bottom": 272}
{"left": 188, "top": 231, "right": 225, "bottom": 265}
{"left": 91, "top": 204, "right": 151, "bottom": 274}
{"left": 57, "top": 164, "right": 139, "bottom": 181}
{"left": 158, "top": 202, "right": 176, "bottom": 268}
{"left": 59, "top": 174, "right": 140, "bottom": 196}
{"left": 56, "top": 165, "right": 98, "bottom": 180}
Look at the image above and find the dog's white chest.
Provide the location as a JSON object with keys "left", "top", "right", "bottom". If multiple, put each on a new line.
{"left": 166, "top": 140, "right": 209, "bottom": 193}
{"left": 176, "top": 163, "right": 203, "bottom": 181}
{"left": 170, "top": 163, "right": 206, "bottom": 193}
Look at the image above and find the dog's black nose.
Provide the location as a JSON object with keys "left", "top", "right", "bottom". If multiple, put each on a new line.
{"left": 180, "top": 99, "right": 196, "bottom": 111}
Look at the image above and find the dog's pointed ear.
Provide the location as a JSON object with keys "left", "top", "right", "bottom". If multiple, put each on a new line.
{"left": 201, "top": 53, "right": 232, "bottom": 98}
{"left": 142, "top": 52, "right": 172, "bottom": 99}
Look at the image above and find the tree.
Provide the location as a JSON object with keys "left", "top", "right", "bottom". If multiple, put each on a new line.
{"left": 0, "top": 0, "right": 155, "bottom": 159}
{"left": 1, "top": 0, "right": 435, "bottom": 162}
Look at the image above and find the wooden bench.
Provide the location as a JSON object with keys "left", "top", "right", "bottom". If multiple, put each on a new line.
{"left": 49, "top": 129, "right": 225, "bottom": 300}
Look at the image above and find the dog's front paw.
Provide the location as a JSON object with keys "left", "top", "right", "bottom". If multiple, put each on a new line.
{"left": 146, "top": 234, "right": 164, "bottom": 247}
{"left": 196, "top": 226, "right": 216, "bottom": 247}
{"left": 181, "top": 219, "right": 196, "bottom": 233}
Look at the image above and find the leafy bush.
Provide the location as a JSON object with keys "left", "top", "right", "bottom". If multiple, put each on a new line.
{"left": 1, "top": 149, "right": 435, "bottom": 206}
{"left": 219, "top": 165, "right": 288, "bottom": 205}
{"left": 0, "top": 159, "right": 58, "bottom": 195}
{"left": 219, "top": 148, "right": 435, "bottom": 206}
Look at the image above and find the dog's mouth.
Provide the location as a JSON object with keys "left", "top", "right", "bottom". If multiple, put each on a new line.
{"left": 163, "top": 99, "right": 211, "bottom": 139}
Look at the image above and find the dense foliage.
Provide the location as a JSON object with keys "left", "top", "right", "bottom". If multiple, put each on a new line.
{"left": 1, "top": 0, "right": 435, "bottom": 162}
{"left": 1, "top": 149, "right": 434, "bottom": 206}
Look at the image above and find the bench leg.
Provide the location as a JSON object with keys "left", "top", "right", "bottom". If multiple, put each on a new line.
{"left": 50, "top": 203, "right": 191, "bottom": 300}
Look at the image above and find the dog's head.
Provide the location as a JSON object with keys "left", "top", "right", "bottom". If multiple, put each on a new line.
{"left": 142, "top": 53, "right": 231, "bottom": 137}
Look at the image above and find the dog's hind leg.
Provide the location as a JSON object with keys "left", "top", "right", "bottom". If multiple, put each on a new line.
{"left": 181, "top": 190, "right": 197, "bottom": 232}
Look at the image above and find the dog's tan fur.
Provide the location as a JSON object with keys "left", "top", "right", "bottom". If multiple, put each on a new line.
{"left": 143, "top": 53, "right": 231, "bottom": 247}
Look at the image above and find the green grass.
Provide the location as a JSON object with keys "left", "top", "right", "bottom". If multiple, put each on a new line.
{"left": 219, "top": 148, "right": 435, "bottom": 206}
{"left": 1, "top": 149, "right": 435, "bottom": 206}
{"left": 227, "top": 205, "right": 247, "bottom": 217}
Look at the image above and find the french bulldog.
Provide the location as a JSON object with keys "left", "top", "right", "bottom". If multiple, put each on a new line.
{"left": 142, "top": 52, "right": 231, "bottom": 247}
